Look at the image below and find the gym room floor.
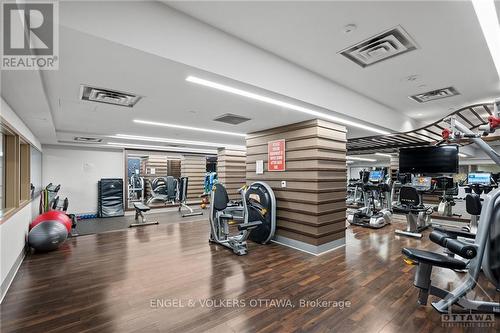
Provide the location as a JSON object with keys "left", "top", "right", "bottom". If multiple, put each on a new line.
{"left": 1, "top": 215, "right": 498, "bottom": 333}
{"left": 73, "top": 209, "right": 207, "bottom": 236}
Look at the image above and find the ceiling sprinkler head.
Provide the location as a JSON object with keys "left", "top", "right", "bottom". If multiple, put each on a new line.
{"left": 342, "top": 24, "right": 357, "bottom": 33}
{"left": 406, "top": 75, "right": 418, "bottom": 82}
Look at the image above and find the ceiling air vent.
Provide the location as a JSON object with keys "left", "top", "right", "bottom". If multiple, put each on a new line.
{"left": 80, "top": 85, "right": 142, "bottom": 107}
{"left": 409, "top": 87, "right": 460, "bottom": 103}
{"left": 213, "top": 113, "right": 251, "bottom": 125}
{"left": 339, "top": 25, "right": 418, "bottom": 67}
{"left": 73, "top": 136, "right": 103, "bottom": 143}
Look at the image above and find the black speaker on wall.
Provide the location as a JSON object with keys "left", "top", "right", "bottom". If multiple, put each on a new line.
{"left": 97, "top": 178, "right": 124, "bottom": 218}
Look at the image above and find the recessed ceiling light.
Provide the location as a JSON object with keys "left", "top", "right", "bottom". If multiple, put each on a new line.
{"left": 133, "top": 119, "right": 246, "bottom": 137}
{"left": 472, "top": 0, "right": 500, "bottom": 80}
{"left": 375, "top": 152, "right": 392, "bottom": 158}
{"left": 107, "top": 142, "right": 217, "bottom": 154}
{"left": 186, "top": 76, "right": 391, "bottom": 135}
{"left": 110, "top": 134, "right": 245, "bottom": 150}
{"left": 346, "top": 156, "right": 377, "bottom": 162}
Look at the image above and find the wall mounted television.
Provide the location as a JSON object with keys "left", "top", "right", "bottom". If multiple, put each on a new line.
{"left": 399, "top": 145, "right": 459, "bottom": 174}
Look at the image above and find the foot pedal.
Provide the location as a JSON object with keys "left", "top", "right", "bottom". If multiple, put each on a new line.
{"left": 395, "top": 229, "right": 423, "bottom": 238}
{"left": 181, "top": 212, "right": 203, "bottom": 217}
{"left": 238, "top": 221, "right": 262, "bottom": 231}
{"left": 129, "top": 221, "right": 159, "bottom": 228}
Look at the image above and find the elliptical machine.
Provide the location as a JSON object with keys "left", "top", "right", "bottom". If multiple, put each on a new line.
{"left": 209, "top": 182, "right": 276, "bottom": 255}
{"left": 346, "top": 170, "right": 369, "bottom": 207}
{"left": 347, "top": 169, "right": 392, "bottom": 229}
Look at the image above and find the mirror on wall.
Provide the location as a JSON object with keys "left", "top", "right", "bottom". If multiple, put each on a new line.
{"left": 30, "top": 146, "right": 42, "bottom": 199}
{"left": 125, "top": 150, "right": 216, "bottom": 210}
{"left": 0, "top": 133, "right": 3, "bottom": 212}
{"left": 126, "top": 151, "right": 182, "bottom": 209}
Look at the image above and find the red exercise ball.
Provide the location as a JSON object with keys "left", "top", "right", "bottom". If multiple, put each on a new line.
{"left": 30, "top": 211, "right": 72, "bottom": 232}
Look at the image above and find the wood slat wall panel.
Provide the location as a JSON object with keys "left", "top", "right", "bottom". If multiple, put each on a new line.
{"left": 278, "top": 219, "right": 346, "bottom": 235}
{"left": 246, "top": 119, "right": 347, "bottom": 246}
{"left": 277, "top": 228, "right": 345, "bottom": 246}
{"left": 217, "top": 148, "right": 246, "bottom": 200}
{"left": 244, "top": 179, "right": 346, "bottom": 191}
{"left": 181, "top": 155, "right": 206, "bottom": 200}
{"left": 247, "top": 159, "right": 346, "bottom": 171}
{"left": 247, "top": 149, "right": 346, "bottom": 163}
{"left": 247, "top": 138, "right": 346, "bottom": 155}
{"left": 390, "top": 155, "right": 399, "bottom": 181}
{"left": 278, "top": 209, "right": 346, "bottom": 225}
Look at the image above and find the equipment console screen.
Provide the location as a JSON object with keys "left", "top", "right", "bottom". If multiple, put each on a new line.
{"left": 369, "top": 170, "right": 384, "bottom": 182}
{"left": 468, "top": 173, "right": 491, "bottom": 185}
{"left": 411, "top": 176, "right": 432, "bottom": 191}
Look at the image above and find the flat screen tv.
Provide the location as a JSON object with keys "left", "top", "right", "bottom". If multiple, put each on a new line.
{"left": 399, "top": 146, "right": 459, "bottom": 174}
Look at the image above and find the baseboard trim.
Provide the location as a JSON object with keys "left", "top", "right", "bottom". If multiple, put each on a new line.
{"left": 0, "top": 247, "right": 27, "bottom": 304}
{"left": 272, "top": 235, "right": 345, "bottom": 256}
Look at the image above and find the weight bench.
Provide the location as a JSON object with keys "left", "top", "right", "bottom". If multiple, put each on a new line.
{"left": 130, "top": 202, "right": 159, "bottom": 227}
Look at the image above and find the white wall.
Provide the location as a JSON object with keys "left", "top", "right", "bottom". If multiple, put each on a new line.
{"left": 0, "top": 98, "right": 41, "bottom": 302}
{"left": 42, "top": 145, "right": 124, "bottom": 214}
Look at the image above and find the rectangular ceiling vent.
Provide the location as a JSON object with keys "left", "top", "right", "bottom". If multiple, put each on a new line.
{"left": 73, "top": 136, "right": 103, "bottom": 143}
{"left": 409, "top": 87, "right": 460, "bottom": 103}
{"left": 213, "top": 113, "right": 251, "bottom": 125}
{"left": 80, "top": 85, "right": 142, "bottom": 107}
{"left": 339, "top": 25, "right": 418, "bottom": 67}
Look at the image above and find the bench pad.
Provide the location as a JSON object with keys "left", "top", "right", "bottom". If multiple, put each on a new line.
{"left": 134, "top": 203, "right": 151, "bottom": 212}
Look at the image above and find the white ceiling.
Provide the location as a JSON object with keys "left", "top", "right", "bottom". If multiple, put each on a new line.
{"left": 1, "top": 0, "right": 499, "bottom": 154}
{"left": 167, "top": 0, "right": 500, "bottom": 123}
{"left": 5, "top": 27, "right": 356, "bottom": 149}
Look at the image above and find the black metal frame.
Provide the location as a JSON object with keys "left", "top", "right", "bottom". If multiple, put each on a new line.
{"left": 347, "top": 103, "right": 494, "bottom": 154}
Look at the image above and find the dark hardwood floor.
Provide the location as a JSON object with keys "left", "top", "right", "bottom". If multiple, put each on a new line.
{"left": 1, "top": 215, "right": 498, "bottom": 333}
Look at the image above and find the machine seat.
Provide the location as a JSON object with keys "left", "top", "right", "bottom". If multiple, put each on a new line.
{"left": 465, "top": 194, "right": 482, "bottom": 216}
{"left": 402, "top": 248, "right": 467, "bottom": 270}
{"left": 133, "top": 202, "right": 150, "bottom": 212}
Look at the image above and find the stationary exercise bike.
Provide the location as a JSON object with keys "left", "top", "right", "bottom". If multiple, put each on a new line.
{"left": 434, "top": 176, "right": 460, "bottom": 218}
{"left": 209, "top": 182, "right": 276, "bottom": 255}
{"left": 393, "top": 176, "right": 434, "bottom": 238}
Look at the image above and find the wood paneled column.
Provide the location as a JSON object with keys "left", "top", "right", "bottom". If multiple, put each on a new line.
{"left": 246, "top": 119, "right": 347, "bottom": 254}
{"left": 217, "top": 148, "right": 246, "bottom": 200}
{"left": 390, "top": 154, "right": 399, "bottom": 181}
{"left": 181, "top": 155, "right": 206, "bottom": 201}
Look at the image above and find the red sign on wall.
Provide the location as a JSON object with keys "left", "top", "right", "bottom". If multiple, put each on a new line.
{"left": 268, "top": 139, "right": 285, "bottom": 171}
